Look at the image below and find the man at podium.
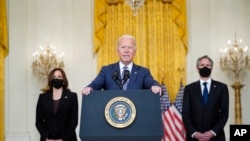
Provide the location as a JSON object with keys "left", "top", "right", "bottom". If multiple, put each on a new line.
{"left": 82, "top": 34, "right": 162, "bottom": 95}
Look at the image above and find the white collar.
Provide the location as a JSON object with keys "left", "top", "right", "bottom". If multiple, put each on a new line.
{"left": 119, "top": 62, "right": 133, "bottom": 71}
{"left": 200, "top": 78, "right": 212, "bottom": 85}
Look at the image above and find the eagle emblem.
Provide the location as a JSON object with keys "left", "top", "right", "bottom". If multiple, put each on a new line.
{"left": 114, "top": 104, "right": 128, "bottom": 120}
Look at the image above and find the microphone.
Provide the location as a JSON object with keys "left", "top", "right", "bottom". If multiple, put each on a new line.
{"left": 112, "top": 71, "right": 119, "bottom": 80}
{"left": 112, "top": 71, "right": 122, "bottom": 90}
{"left": 122, "top": 70, "right": 130, "bottom": 85}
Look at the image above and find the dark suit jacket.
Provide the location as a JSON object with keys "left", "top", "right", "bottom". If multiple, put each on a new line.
{"left": 87, "top": 62, "right": 160, "bottom": 90}
{"left": 182, "top": 79, "right": 229, "bottom": 141}
{"left": 36, "top": 89, "right": 78, "bottom": 141}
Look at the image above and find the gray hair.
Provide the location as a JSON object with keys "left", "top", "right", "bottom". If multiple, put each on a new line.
{"left": 196, "top": 55, "right": 213, "bottom": 67}
{"left": 117, "top": 34, "right": 136, "bottom": 48}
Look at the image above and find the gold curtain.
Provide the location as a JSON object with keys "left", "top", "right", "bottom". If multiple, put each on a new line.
{"left": 94, "top": 0, "right": 187, "bottom": 101}
{"left": 0, "top": 0, "right": 8, "bottom": 140}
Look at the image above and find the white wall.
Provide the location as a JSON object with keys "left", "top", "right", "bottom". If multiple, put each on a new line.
{"left": 5, "top": 0, "right": 250, "bottom": 141}
{"left": 5, "top": 0, "right": 94, "bottom": 140}
{"left": 187, "top": 0, "right": 250, "bottom": 140}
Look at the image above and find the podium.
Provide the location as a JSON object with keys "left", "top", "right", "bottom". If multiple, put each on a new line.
{"left": 79, "top": 90, "right": 163, "bottom": 141}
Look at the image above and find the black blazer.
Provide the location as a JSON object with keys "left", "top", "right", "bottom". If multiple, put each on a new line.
{"left": 182, "top": 79, "right": 229, "bottom": 141}
{"left": 36, "top": 89, "right": 78, "bottom": 141}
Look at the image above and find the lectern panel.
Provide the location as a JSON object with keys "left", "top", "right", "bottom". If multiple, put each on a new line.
{"left": 79, "top": 90, "right": 163, "bottom": 141}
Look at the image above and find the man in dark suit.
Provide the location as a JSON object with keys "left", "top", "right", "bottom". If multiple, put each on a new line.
{"left": 82, "top": 34, "right": 162, "bottom": 95}
{"left": 182, "top": 55, "right": 229, "bottom": 141}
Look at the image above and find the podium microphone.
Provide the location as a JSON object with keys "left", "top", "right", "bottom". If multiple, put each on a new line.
{"left": 122, "top": 70, "right": 130, "bottom": 85}
{"left": 112, "top": 71, "right": 122, "bottom": 90}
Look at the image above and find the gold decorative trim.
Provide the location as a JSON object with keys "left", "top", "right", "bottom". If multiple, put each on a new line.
{"left": 160, "top": 0, "right": 172, "bottom": 4}
{"left": 107, "top": 0, "right": 123, "bottom": 4}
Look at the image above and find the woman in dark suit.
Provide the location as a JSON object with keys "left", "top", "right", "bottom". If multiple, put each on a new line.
{"left": 182, "top": 55, "right": 229, "bottom": 141}
{"left": 36, "top": 68, "right": 78, "bottom": 141}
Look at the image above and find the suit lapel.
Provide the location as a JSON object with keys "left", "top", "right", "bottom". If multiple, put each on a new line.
{"left": 113, "top": 62, "right": 122, "bottom": 80}
{"left": 56, "top": 90, "right": 67, "bottom": 115}
{"left": 195, "top": 80, "right": 204, "bottom": 105}
{"left": 207, "top": 80, "right": 217, "bottom": 105}
{"left": 127, "top": 64, "right": 139, "bottom": 89}
{"left": 47, "top": 92, "right": 56, "bottom": 114}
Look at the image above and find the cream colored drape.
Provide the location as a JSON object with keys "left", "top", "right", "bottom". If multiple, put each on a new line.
{"left": 0, "top": 0, "right": 8, "bottom": 140}
{"left": 94, "top": 0, "right": 187, "bottom": 101}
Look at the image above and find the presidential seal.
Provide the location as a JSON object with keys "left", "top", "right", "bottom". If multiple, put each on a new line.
{"left": 104, "top": 96, "right": 136, "bottom": 128}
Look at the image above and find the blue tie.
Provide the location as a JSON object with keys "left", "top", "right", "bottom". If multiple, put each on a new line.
{"left": 203, "top": 82, "right": 209, "bottom": 105}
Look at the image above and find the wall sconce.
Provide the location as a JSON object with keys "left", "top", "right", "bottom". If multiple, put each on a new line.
{"left": 126, "top": 0, "right": 145, "bottom": 16}
{"left": 219, "top": 33, "right": 249, "bottom": 124}
{"left": 32, "top": 41, "right": 64, "bottom": 82}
